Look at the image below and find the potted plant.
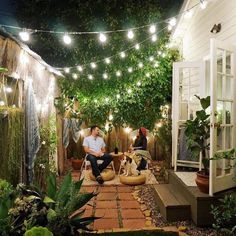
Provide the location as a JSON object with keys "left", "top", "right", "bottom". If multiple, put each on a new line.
{"left": 71, "top": 149, "right": 83, "bottom": 170}
{"left": 184, "top": 95, "right": 211, "bottom": 193}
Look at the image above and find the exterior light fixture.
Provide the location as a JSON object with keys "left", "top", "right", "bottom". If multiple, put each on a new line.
{"left": 210, "top": 23, "right": 221, "bottom": 34}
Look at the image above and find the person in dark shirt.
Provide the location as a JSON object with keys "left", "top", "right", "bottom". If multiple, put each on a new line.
{"left": 129, "top": 127, "right": 149, "bottom": 171}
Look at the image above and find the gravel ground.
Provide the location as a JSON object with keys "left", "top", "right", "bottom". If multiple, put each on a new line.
{"left": 139, "top": 185, "right": 218, "bottom": 236}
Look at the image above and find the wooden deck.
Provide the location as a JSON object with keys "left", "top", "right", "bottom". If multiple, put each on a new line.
{"left": 153, "top": 170, "right": 236, "bottom": 226}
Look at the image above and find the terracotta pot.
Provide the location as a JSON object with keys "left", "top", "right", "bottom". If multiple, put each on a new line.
{"left": 71, "top": 159, "right": 83, "bottom": 170}
{"left": 195, "top": 171, "right": 209, "bottom": 194}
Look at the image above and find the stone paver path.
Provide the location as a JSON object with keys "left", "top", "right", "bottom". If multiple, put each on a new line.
{"left": 80, "top": 184, "right": 154, "bottom": 231}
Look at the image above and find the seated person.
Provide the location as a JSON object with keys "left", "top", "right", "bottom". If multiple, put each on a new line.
{"left": 128, "top": 127, "right": 151, "bottom": 171}
{"left": 83, "top": 125, "right": 113, "bottom": 184}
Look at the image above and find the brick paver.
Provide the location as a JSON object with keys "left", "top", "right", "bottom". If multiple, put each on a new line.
{"left": 94, "top": 208, "right": 118, "bottom": 218}
{"left": 93, "top": 219, "right": 120, "bottom": 230}
{"left": 122, "top": 219, "right": 147, "bottom": 228}
{"left": 99, "top": 186, "right": 117, "bottom": 192}
{"left": 117, "top": 186, "right": 134, "bottom": 192}
{"left": 96, "top": 200, "right": 117, "bottom": 208}
{"left": 97, "top": 192, "right": 117, "bottom": 200}
{"left": 119, "top": 200, "right": 140, "bottom": 208}
{"left": 121, "top": 209, "right": 145, "bottom": 219}
{"left": 118, "top": 192, "right": 135, "bottom": 200}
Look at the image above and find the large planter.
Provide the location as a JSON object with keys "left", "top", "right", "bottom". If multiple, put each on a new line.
{"left": 71, "top": 158, "right": 83, "bottom": 170}
{"left": 195, "top": 171, "right": 209, "bottom": 194}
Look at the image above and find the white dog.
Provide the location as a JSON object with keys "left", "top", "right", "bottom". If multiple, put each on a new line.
{"left": 120, "top": 155, "right": 140, "bottom": 176}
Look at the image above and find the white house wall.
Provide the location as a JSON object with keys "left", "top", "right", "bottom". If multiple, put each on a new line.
{"left": 178, "top": 0, "right": 236, "bottom": 61}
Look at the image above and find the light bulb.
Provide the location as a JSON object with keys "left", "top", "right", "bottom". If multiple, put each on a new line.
{"left": 149, "top": 25, "right": 156, "bottom": 33}
{"left": 146, "top": 72, "right": 150, "bottom": 77}
{"left": 158, "top": 51, "right": 162, "bottom": 55}
{"left": 120, "top": 52, "right": 126, "bottom": 58}
{"left": 127, "top": 88, "right": 132, "bottom": 94}
{"left": 154, "top": 62, "right": 159, "bottom": 67}
{"left": 94, "top": 99, "right": 98, "bottom": 103}
{"left": 135, "top": 44, "right": 140, "bottom": 50}
{"left": 108, "top": 114, "right": 113, "bottom": 121}
{"left": 149, "top": 56, "right": 154, "bottom": 61}
{"left": 105, "top": 58, "right": 111, "bottom": 64}
{"left": 127, "top": 30, "right": 134, "bottom": 39}
{"left": 90, "top": 62, "right": 97, "bottom": 69}
{"left": 0, "top": 101, "right": 5, "bottom": 106}
{"left": 169, "top": 18, "right": 176, "bottom": 27}
{"left": 72, "top": 73, "right": 78, "bottom": 79}
{"left": 200, "top": 0, "right": 207, "bottom": 9}
{"left": 99, "top": 33, "right": 107, "bottom": 43}
{"left": 105, "top": 97, "right": 109, "bottom": 102}
{"left": 168, "top": 25, "right": 172, "bottom": 31}
{"left": 116, "top": 94, "right": 120, "bottom": 99}
{"left": 77, "top": 65, "right": 83, "bottom": 72}
{"left": 184, "top": 10, "right": 193, "bottom": 18}
{"left": 116, "top": 71, "right": 121, "bottom": 77}
{"left": 128, "top": 67, "right": 133, "bottom": 73}
{"left": 19, "top": 31, "right": 30, "bottom": 41}
{"left": 138, "top": 62, "right": 143, "bottom": 68}
{"left": 4, "top": 87, "right": 12, "bottom": 93}
{"left": 88, "top": 74, "right": 93, "bottom": 80}
{"left": 63, "top": 34, "right": 72, "bottom": 44}
{"left": 64, "top": 68, "right": 70, "bottom": 73}
{"left": 137, "top": 81, "right": 141, "bottom": 86}
{"left": 151, "top": 34, "right": 157, "bottom": 42}
{"left": 103, "top": 73, "right": 108, "bottom": 79}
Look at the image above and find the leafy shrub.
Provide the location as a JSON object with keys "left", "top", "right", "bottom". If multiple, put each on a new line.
{"left": 211, "top": 193, "right": 236, "bottom": 235}
{"left": 24, "top": 226, "right": 53, "bottom": 236}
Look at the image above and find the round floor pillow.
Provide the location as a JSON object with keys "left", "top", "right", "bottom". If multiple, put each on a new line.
{"left": 89, "top": 169, "right": 115, "bottom": 181}
{"left": 119, "top": 174, "right": 146, "bottom": 185}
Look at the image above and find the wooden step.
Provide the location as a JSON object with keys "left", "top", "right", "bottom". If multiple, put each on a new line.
{"left": 153, "top": 184, "right": 191, "bottom": 222}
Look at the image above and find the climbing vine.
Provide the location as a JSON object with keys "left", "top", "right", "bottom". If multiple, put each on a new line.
{"left": 0, "top": 107, "right": 24, "bottom": 186}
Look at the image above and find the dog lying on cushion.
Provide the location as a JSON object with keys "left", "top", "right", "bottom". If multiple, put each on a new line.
{"left": 120, "top": 155, "right": 140, "bottom": 176}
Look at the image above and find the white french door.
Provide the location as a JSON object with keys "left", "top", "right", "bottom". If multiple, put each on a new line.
{"left": 209, "top": 39, "right": 236, "bottom": 196}
{"left": 172, "top": 61, "right": 205, "bottom": 170}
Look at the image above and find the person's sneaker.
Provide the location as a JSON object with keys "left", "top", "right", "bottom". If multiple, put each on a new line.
{"left": 96, "top": 175, "right": 104, "bottom": 185}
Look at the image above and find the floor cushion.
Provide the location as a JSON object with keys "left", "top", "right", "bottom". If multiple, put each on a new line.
{"left": 89, "top": 169, "right": 115, "bottom": 181}
{"left": 119, "top": 174, "right": 146, "bottom": 185}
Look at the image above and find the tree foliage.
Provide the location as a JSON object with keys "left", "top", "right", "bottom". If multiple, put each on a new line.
{"left": 14, "top": 0, "right": 182, "bottom": 130}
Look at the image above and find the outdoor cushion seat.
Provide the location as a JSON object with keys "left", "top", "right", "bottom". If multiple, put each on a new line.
{"left": 89, "top": 169, "right": 115, "bottom": 181}
{"left": 119, "top": 174, "right": 146, "bottom": 185}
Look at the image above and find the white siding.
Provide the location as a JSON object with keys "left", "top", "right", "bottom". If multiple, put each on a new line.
{"left": 178, "top": 0, "right": 236, "bottom": 61}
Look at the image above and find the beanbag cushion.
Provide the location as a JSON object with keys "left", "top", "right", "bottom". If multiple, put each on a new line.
{"left": 119, "top": 174, "right": 146, "bottom": 185}
{"left": 89, "top": 169, "right": 115, "bottom": 181}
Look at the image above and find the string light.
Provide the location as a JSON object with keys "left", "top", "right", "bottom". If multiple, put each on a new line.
{"left": 99, "top": 33, "right": 107, "bottom": 43}
{"left": 88, "top": 74, "right": 93, "bottom": 80}
{"left": 138, "top": 62, "right": 143, "bottom": 68}
{"left": 72, "top": 73, "right": 78, "bottom": 79}
{"left": 135, "top": 44, "right": 140, "bottom": 50}
{"left": 63, "top": 34, "right": 72, "bottom": 44}
{"left": 90, "top": 62, "right": 97, "bottom": 69}
{"left": 151, "top": 34, "right": 157, "bottom": 42}
{"left": 128, "top": 67, "right": 133, "bottom": 73}
{"left": 105, "top": 97, "right": 109, "bottom": 102}
{"left": 127, "top": 88, "right": 132, "bottom": 94}
{"left": 94, "top": 99, "right": 98, "bottom": 103}
{"left": 127, "top": 30, "right": 134, "bottom": 39}
{"left": 146, "top": 72, "right": 150, "bottom": 77}
{"left": 116, "top": 94, "right": 120, "bottom": 99}
{"left": 169, "top": 18, "right": 177, "bottom": 27}
{"left": 64, "top": 68, "right": 70, "bottom": 73}
{"left": 137, "top": 81, "right": 141, "bottom": 86}
{"left": 108, "top": 114, "right": 113, "bottom": 121}
{"left": 184, "top": 9, "right": 193, "bottom": 18}
{"left": 149, "top": 25, "right": 156, "bottom": 33}
{"left": 77, "top": 65, "right": 83, "bottom": 71}
{"left": 0, "top": 101, "right": 5, "bottom": 106}
{"left": 200, "top": 0, "right": 207, "bottom": 9}
{"left": 116, "top": 70, "right": 121, "bottom": 77}
{"left": 149, "top": 56, "right": 154, "bottom": 61}
{"left": 103, "top": 73, "right": 108, "bottom": 79}
{"left": 19, "top": 30, "right": 30, "bottom": 41}
{"left": 105, "top": 58, "right": 111, "bottom": 64}
{"left": 120, "top": 52, "right": 126, "bottom": 58}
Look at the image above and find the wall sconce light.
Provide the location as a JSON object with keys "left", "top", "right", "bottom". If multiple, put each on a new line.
{"left": 210, "top": 23, "right": 221, "bottom": 34}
